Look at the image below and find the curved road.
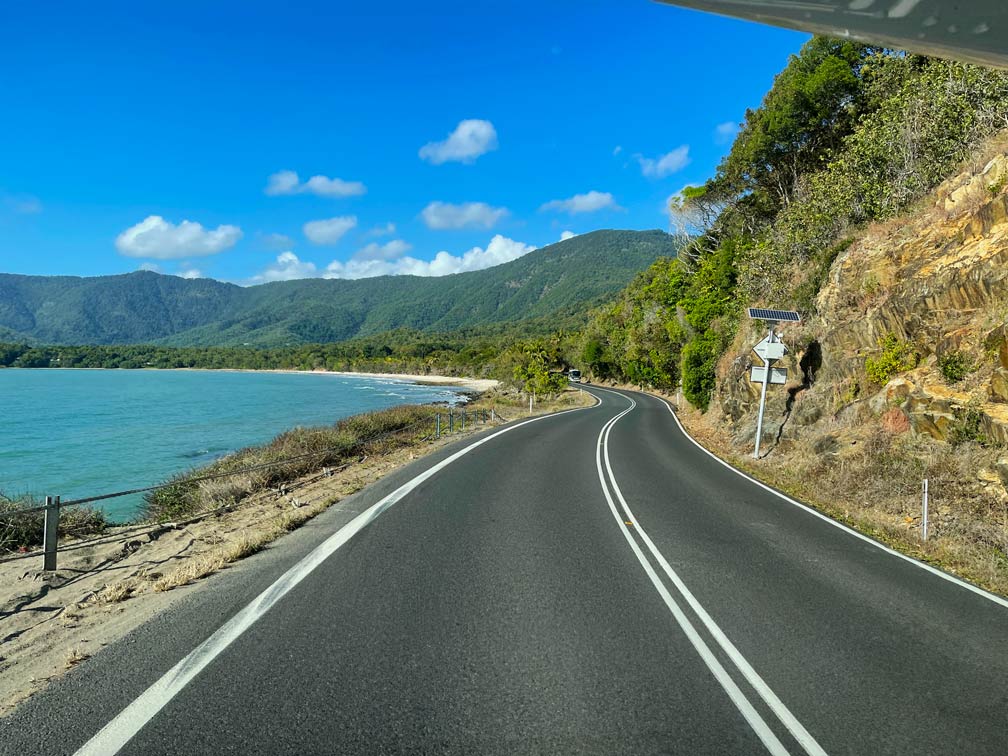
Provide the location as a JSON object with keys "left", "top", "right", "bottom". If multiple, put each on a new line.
{"left": 3, "top": 387, "right": 1007, "bottom": 754}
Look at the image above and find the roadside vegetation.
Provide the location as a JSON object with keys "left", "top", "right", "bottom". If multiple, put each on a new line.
{"left": 0, "top": 494, "right": 106, "bottom": 554}
{"left": 144, "top": 404, "right": 443, "bottom": 522}
{"left": 680, "top": 406, "right": 1008, "bottom": 596}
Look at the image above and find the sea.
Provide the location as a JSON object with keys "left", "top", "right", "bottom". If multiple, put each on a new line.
{"left": 0, "top": 369, "right": 467, "bottom": 522}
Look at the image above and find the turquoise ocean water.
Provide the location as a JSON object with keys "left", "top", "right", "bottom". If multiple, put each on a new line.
{"left": 0, "top": 369, "right": 465, "bottom": 521}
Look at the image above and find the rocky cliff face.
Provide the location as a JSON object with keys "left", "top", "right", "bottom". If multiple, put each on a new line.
{"left": 715, "top": 139, "right": 1008, "bottom": 451}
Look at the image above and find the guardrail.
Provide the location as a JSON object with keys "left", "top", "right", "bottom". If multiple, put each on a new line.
{"left": 1, "top": 407, "right": 504, "bottom": 572}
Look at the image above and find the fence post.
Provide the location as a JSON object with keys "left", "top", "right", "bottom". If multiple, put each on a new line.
{"left": 490, "top": 408, "right": 495, "bottom": 423}
{"left": 436, "top": 413, "right": 441, "bottom": 439}
{"left": 449, "top": 409, "right": 454, "bottom": 433}
{"left": 43, "top": 495, "right": 60, "bottom": 572}
{"left": 922, "top": 478, "right": 929, "bottom": 541}
{"left": 461, "top": 409, "right": 466, "bottom": 431}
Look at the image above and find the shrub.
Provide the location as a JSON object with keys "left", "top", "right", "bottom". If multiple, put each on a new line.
{"left": 938, "top": 350, "right": 973, "bottom": 383}
{"left": 143, "top": 404, "right": 437, "bottom": 522}
{"left": 950, "top": 398, "right": 989, "bottom": 446}
{"left": 0, "top": 494, "right": 106, "bottom": 553}
{"left": 681, "top": 334, "right": 720, "bottom": 411}
{"left": 865, "top": 334, "right": 919, "bottom": 385}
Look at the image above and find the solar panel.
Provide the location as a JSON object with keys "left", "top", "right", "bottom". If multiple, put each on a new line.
{"left": 747, "top": 307, "right": 801, "bottom": 323}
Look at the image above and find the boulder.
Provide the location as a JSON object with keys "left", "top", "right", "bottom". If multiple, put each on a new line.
{"left": 905, "top": 386, "right": 964, "bottom": 442}
{"left": 985, "top": 324, "right": 1008, "bottom": 370}
{"left": 869, "top": 376, "right": 915, "bottom": 414}
{"left": 989, "top": 367, "right": 1008, "bottom": 403}
{"left": 979, "top": 404, "right": 1008, "bottom": 446}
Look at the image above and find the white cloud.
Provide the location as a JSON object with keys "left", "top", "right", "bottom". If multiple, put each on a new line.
{"left": 613, "top": 145, "right": 623, "bottom": 156}
{"left": 353, "top": 239, "right": 413, "bottom": 262}
{"left": 540, "top": 191, "right": 619, "bottom": 215}
{"left": 262, "top": 232, "right": 294, "bottom": 250}
{"left": 560, "top": 230, "right": 577, "bottom": 241}
{"left": 248, "top": 251, "right": 318, "bottom": 283}
{"left": 138, "top": 262, "right": 161, "bottom": 272}
{"left": 365, "top": 222, "right": 397, "bottom": 237}
{"left": 264, "top": 170, "right": 366, "bottom": 197}
{"left": 303, "top": 215, "right": 357, "bottom": 245}
{"left": 264, "top": 170, "right": 299, "bottom": 196}
{"left": 115, "top": 215, "right": 242, "bottom": 259}
{"left": 421, "top": 201, "right": 508, "bottom": 230}
{"left": 715, "top": 121, "right": 740, "bottom": 144}
{"left": 637, "top": 146, "right": 691, "bottom": 178}
{"left": 179, "top": 268, "right": 202, "bottom": 279}
{"left": 325, "top": 234, "right": 535, "bottom": 279}
{"left": 419, "top": 119, "right": 498, "bottom": 165}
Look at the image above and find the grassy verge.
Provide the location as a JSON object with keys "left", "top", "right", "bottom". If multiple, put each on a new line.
{"left": 0, "top": 495, "right": 106, "bottom": 554}
{"left": 676, "top": 402, "right": 1008, "bottom": 598}
{"left": 144, "top": 403, "right": 442, "bottom": 522}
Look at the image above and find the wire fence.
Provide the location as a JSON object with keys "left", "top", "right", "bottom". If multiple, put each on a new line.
{"left": 1, "top": 405, "right": 506, "bottom": 571}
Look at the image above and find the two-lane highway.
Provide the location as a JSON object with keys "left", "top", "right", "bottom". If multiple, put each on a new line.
{"left": 3, "top": 387, "right": 1006, "bottom": 754}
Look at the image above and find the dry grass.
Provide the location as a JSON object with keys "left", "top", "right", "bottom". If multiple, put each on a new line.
{"left": 153, "top": 552, "right": 227, "bottom": 592}
{"left": 94, "top": 581, "right": 132, "bottom": 605}
{"left": 680, "top": 402, "right": 1008, "bottom": 597}
{"left": 64, "top": 648, "right": 90, "bottom": 670}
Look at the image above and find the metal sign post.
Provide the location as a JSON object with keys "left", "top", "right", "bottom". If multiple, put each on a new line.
{"left": 747, "top": 308, "right": 800, "bottom": 459}
{"left": 752, "top": 327, "right": 775, "bottom": 459}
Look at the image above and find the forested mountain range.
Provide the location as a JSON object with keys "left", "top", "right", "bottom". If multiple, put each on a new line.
{"left": 0, "top": 230, "right": 674, "bottom": 346}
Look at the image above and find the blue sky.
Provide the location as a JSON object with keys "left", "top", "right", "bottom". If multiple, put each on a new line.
{"left": 0, "top": 1, "right": 808, "bottom": 284}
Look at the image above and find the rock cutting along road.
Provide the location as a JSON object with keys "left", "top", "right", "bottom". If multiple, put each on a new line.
{"left": 3, "top": 387, "right": 1007, "bottom": 755}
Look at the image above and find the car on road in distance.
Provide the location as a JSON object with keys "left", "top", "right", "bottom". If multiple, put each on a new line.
{"left": 568, "top": 369, "right": 582, "bottom": 383}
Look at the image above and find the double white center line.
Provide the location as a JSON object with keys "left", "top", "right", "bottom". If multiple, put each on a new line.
{"left": 593, "top": 390, "right": 827, "bottom": 756}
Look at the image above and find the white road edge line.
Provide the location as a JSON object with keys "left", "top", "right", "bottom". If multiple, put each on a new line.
{"left": 593, "top": 395, "right": 791, "bottom": 756}
{"left": 640, "top": 390, "right": 1008, "bottom": 612}
{"left": 596, "top": 388, "right": 826, "bottom": 756}
{"left": 74, "top": 398, "right": 601, "bottom": 756}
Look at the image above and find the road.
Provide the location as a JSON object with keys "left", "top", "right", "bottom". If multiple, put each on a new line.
{"left": 3, "top": 387, "right": 1007, "bottom": 754}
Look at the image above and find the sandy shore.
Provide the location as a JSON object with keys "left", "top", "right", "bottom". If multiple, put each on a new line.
{"left": 327, "top": 371, "right": 498, "bottom": 391}
{"left": 142, "top": 367, "right": 499, "bottom": 393}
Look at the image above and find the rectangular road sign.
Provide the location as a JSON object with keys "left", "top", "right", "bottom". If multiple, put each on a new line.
{"left": 750, "top": 365, "right": 787, "bottom": 385}
{"left": 752, "top": 335, "right": 787, "bottom": 362}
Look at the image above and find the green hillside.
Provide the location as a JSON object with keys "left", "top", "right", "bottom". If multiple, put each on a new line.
{"left": 0, "top": 272, "right": 239, "bottom": 345}
{"left": 0, "top": 230, "right": 675, "bottom": 347}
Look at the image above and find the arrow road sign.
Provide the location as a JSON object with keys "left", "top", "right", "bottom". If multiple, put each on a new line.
{"left": 750, "top": 365, "right": 787, "bottom": 385}
{"left": 752, "top": 334, "right": 787, "bottom": 363}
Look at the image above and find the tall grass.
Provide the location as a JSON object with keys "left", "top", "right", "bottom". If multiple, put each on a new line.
{"left": 143, "top": 404, "right": 440, "bottom": 521}
{"left": 0, "top": 494, "right": 106, "bottom": 554}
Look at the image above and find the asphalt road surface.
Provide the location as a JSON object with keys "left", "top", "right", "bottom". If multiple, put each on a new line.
{"left": 3, "top": 387, "right": 1007, "bottom": 755}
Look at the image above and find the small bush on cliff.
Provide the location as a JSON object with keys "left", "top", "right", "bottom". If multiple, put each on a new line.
{"left": 950, "top": 398, "right": 988, "bottom": 446}
{"left": 865, "top": 334, "right": 919, "bottom": 385}
{"left": 938, "top": 350, "right": 973, "bottom": 383}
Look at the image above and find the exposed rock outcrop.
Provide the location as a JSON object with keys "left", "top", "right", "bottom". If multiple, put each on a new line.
{"left": 718, "top": 141, "right": 1008, "bottom": 450}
